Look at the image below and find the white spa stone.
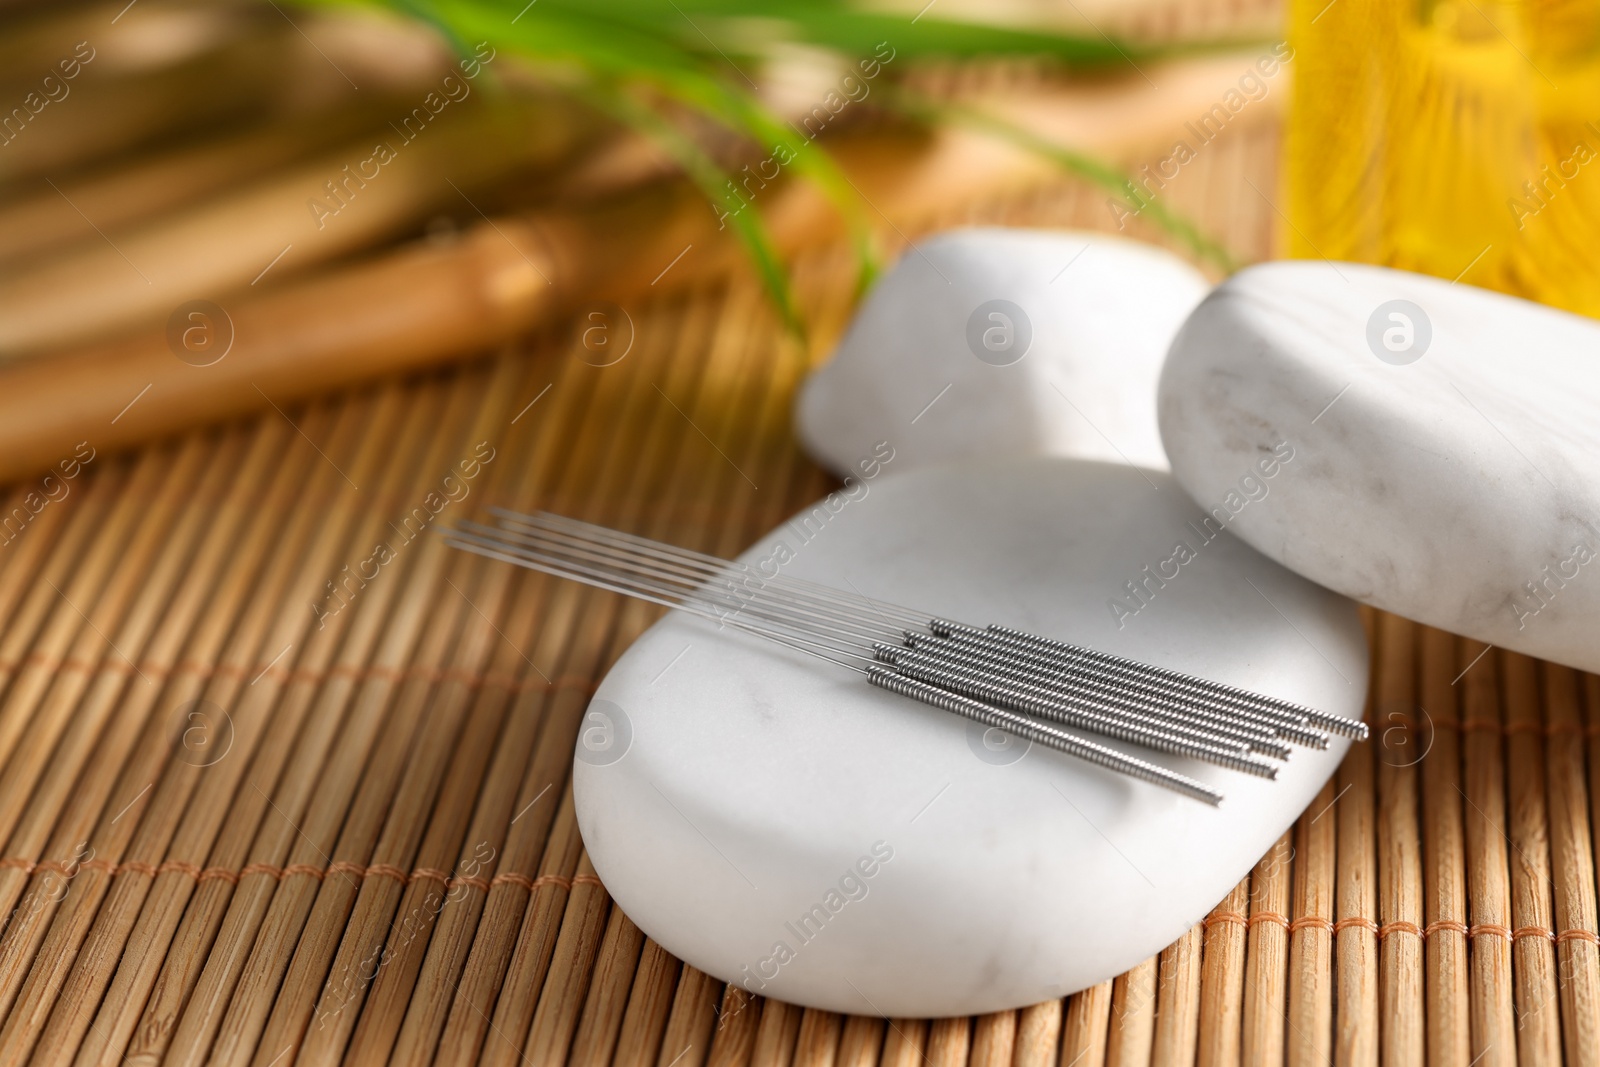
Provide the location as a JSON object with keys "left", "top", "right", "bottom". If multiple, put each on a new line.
{"left": 1159, "top": 261, "right": 1600, "bottom": 674}
{"left": 795, "top": 228, "right": 1210, "bottom": 479}
{"left": 573, "top": 458, "right": 1367, "bottom": 1018}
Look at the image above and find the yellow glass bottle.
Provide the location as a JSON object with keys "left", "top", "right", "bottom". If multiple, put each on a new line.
{"left": 1284, "top": 0, "right": 1600, "bottom": 317}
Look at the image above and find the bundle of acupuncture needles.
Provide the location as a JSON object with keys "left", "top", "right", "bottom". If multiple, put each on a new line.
{"left": 443, "top": 510, "right": 1368, "bottom": 806}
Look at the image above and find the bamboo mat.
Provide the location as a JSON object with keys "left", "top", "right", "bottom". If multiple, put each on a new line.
{"left": 2, "top": 112, "right": 1599, "bottom": 1067}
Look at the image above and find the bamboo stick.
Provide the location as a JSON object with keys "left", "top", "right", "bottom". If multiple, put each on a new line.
{"left": 351, "top": 580, "right": 568, "bottom": 1062}
{"left": 1333, "top": 624, "right": 1377, "bottom": 1067}
{"left": 0, "top": 97, "right": 428, "bottom": 269}
{"left": 1459, "top": 642, "right": 1515, "bottom": 1067}
{"left": 360, "top": 362, "right": 590, "bottom": 1067}
{"left": 707, "top": 988, "right": 763, "bottom": 1067}
{"left": 656, "top": 967, "right": 723, "bottom": 1067}
{"left": 1418, "top": 627, "right": 1470, "bottom": 1067}
{"left": 570, "top": 909, "right": 651, "bottom": 1066}
{"left": 0, "top": 417, "right": 286, "bottom": 932}
{"left": 1500, "top": 652, "right": 1560, "bottom": 1062}
{"left": 1011, "top": 1000, "right": 1062, "bottom": 1067}
{"left": 197, "top": 375, "right": 491, "bottom": 1066}
{"left": 1588, "top": 673, "right": 1600, "bottom": 918}
{"left": 467, "top": 303, "right": 713, "bottom": 1062}
{"left": 1107, "top": 958, "right": 1158, "bottom": 1067}
{"left": 1197, "top": 879, "right": 1250, "bottom": 1067}
{"left": 113, "top": 397, "right": 390, "bottom": 1067}
{"left": 1062, "top": 983, "right": 1111, "bottom": 1067}
{"left": 1372, "top": 614, "right": 1424, "bottom": 1067}
{"left": 428, "top": 655, "right": 589, "bottom": 1067}
{"left": 0, "top": 429, "right": 267, "bottom": 864}
{"left": 522, "top": 850, "right": 614, "bottom": 1064}
{"left": 0, "top": 50, "right": 1274, "bottom": 486}
{"left": 0, "top": 491, "right": 128, "bottom": 705}
{"left": 834, "top": 1013, "right": 885, "bottom": 1067}
{"left": 0, "top": 435, "right": 259, "bottom": 1064}
{"left": 1151, "top": 925, "right": 1202, "bottom": 1067}
{"left": 1286, "top": 779, "right": 1334, "bottom": 1067}
{"left": 970, "top": 1010, "right": 1018, "bottom": 1067}
{"left": 926, "top": 1016, "right": 972, "bottom": 1067}
{"left": 793, "top": 1009, "right": 844, "bottom": 1067}
{"left": 0, "top": 480, "right": 82, "bottom": 671}
{"left": 745, "top": 1004, "right": 800, "bottom": 1067}
{"left": 291, "top": 363, "right": 537, "bottom": 1065}
{"left": 0, "top": 442, "right": 185, "bottom": 781}
{"left": 400, "top": 353, "right": 607, "bottom": 1067}
{"left": 70, "top": 416, "right": 368, "bottom": 1067}
{"left": 32, "top": 381, "right": 474, "bottom": 1067}
{"left": 416, "top": 589, "right": 591, "bottom": 1062}
{"left": 614, "top": 938, "right": 686, "bottom": 1067}
{"left": 144, "top": 385, "right": 427, "bottom": 1067}
{"left": 597, "top": 261, "right": 853, "bottom": 1067}
{"left": 1542, "top": 663, "right": 1600, "bottom": 1066}
{"left": 0, "top": 442, "right": 209, "bottom": 1037}
{"left": 488, "top": 304, "right": 707, "bottom": 1066}
{"left": 502, "top": 271, "right": 771, "bottom": 1062}
{"left": 519, "top": 274, "right": 777, "bottom": 1063}
{"left": 0, "top": 96, "right": 588, "bottom": 358}
{"left": 0, "top": 471, "right": 122, "bottom": 678}
{"left": 1240, "top": 834, "right": 1291, "bottom": 1067}
{"left": 0, "top": 25, "right": 314, "bottom": 183}
{"left": 240, "top": 375, "right": 512, "bottom": 1065}
{"left": 878, "top": 1018, "right": 928, "bottom": 1067}
{"left": 0, "top": 417, "right": 302, "bottom": 963}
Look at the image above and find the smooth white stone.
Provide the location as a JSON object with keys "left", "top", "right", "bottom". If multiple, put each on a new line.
{"left": 795, "top": 228, "right": 1210, "bottom": 479}
{"left": 1159, "top": 261, "right": 1600, "bottom": 673}
{"left": 574, "top": 458, "right": 1366, "bottom": 1018}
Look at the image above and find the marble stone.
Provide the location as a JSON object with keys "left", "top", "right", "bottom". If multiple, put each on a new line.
{"left": 573, "top": 458, "right": 1367, "bottom": 1018}
{"left": 1159, "top": 260, "right": 1600, "bottom": 673}
{"left": 795, "top": 228, "right": 1210, "bottom": 479}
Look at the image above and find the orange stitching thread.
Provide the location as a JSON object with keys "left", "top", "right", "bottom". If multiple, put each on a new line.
{"left": 1202, "top": 911, "right": 1247, "bottom": 929}
{"left": 1288, "top": 917, "right": 1332, "bottom": 934}
{"left": 241, "top": 863, "right": 284, "bottom": 879}
{"left": 1248, "top": 912, "right": 1290, "bottom": 929}
{"left": 409, "top": 868, "right": 451, "bottom": 885}
{"left": 120, "top": 861, "right": 157, "bottom": 877}
{"left": 1469, "top": 923, "right": 1511, "bottom": 940}
{"left": 1333, "top": 917, "right": 1379, "bottom": 935}
{"left": 530, "top": 874, "right": 572, "bottom": 891}
{"left": 572, "top": 874, "right": 604, "bottom": 889}
{"left": 365, "top": 864, "right": 409, "bottom": 884}
{"left": 0, "top": 858, "right": 35, "bottom": 874}
{"left": 198, "top": 867, "right": 239, "bottom": 885}
{"left": 491, "top": 872, "right": 535, "bottom": 892}
{"left": 1512, "top": 926, "right": 1556, "bottom": 942}
{"left": 283, "top": 864, "right": 325, "bottom": 880}
{"left": 326, "top": 862, "right": 366, "bottom": 881}
{"left": 450, "top": 875, "right": 491, "bottom": 893}
{"left": 1378, "top": 921, "right": 1422, "bottom": 939}
{"left": 158, "top": 861, "right": 201, "bottom": 879}
{"left": 1424, "top": 920, "right": 1468, "bottom": 938}
{"left": 1557, "top": 929, "right": 1600, "bottom": 945}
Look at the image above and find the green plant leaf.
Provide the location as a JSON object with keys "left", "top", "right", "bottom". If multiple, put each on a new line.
{"left": 579, "top": 78, "right": 806, "bottom": 334}
{"left": 892, "top": 90, "right": 1240, "bottom": 273}
{"left": 293, "top": 0, "right": 1245, "bottom": 316}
